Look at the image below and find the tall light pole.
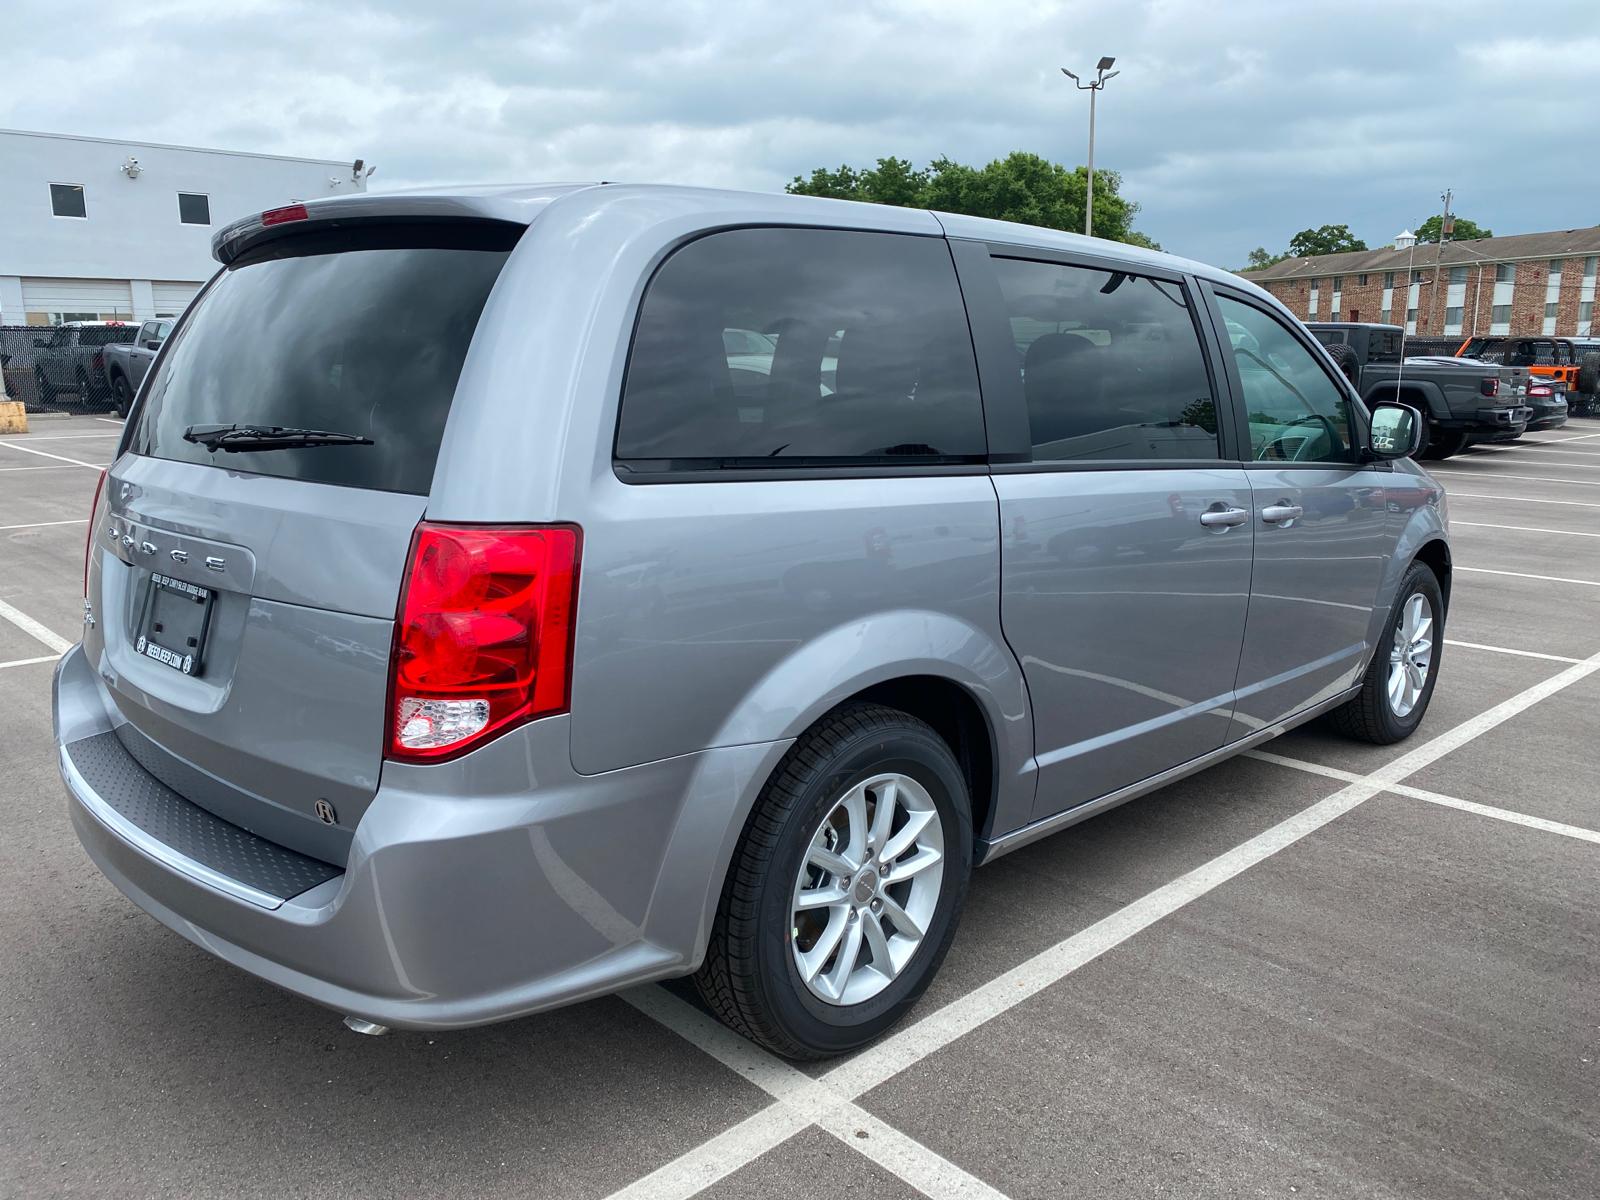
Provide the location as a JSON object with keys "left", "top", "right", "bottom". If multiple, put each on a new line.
{"left": 1062, "top": 56, "right": 1119, "bottom": 238}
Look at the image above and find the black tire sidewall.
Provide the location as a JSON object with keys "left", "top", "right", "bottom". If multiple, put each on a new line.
{"left": 1374, "top": 565, "right": 1445, "bottom": 739}
{"left": 753, "top": 726, "right": 971, "bottom": 1055}
{"left": 113, "top": 376, "right": 131, "bottom": 418}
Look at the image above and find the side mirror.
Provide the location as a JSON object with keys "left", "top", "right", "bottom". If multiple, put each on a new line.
{"left": 1368, "top": 402, "right": 1423, "bottom": 460}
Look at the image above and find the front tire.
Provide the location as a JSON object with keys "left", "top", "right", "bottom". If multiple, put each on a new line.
{"left": 1331, "top": 561, "right": 1444, "bottom": 744}
{"left": 695, "top": 703, "right": 973, "bottom": 1060}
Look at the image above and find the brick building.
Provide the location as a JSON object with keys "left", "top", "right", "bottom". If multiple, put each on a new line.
{"left": 1241, "top": 226, "right": 1600, "bottom": 341}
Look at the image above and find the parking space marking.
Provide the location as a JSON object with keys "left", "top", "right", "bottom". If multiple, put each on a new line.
{"left": 1245, "top": 750, "right": 1600, "bottom": 847}
{"left": 1528, "top": 431, "right": 1600, "bottom": 443}
{"left": 0, "top": 441, "right": 106, "bottom": 470}
{"left": 0, "top": 518, "right": 89, "bottom": 532}
{"left": 1447, "top": 493, "right": 1600, "bottom": 509}
{"left": 0, "top": 655, "right": 59, "bottom": 671}
{"left": 0, "top": 597, "right": 72, "bottom": 654}
{"left": 1452, "top": 521, "right": 1600, "bottom": 539}
{"left": 0, "top": 433, "right": 122, "bottom": 442}
{"left": 1444, "top": 639, "right": 1583, "bottom": 665}
{"left": 1456, "top": 565, "right": 1600, "bottom": 588}
{"left": 1455, "top": 455, "right": 1600, "bottom": 469}
{"left": 1430, "top": 468, "right": 1600, "bottom": 486}
{"left": 620, "top": 987, "right": 1011, "bottom": 1200}
{"left": 0, "top": 464, "right": 85, "bottom": 473}
{"left": 95, "top": 417, "right": 125, "bottom": 426}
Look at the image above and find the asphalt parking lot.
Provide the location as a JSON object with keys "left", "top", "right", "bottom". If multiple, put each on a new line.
{"left": 2, "top": 412, "right": 1597, "bottom": 1200}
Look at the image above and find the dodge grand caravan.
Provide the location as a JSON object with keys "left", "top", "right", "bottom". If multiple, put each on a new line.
{"left": 56, "top": 184, "right": 1449, "bottom": 1059}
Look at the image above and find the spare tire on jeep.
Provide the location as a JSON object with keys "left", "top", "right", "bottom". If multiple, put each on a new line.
{"left": 1578, "top": 352, "right": 1600, "bottom": 397}
{"left": 1323, "top": 341, "right": 1360, "bottom": 387}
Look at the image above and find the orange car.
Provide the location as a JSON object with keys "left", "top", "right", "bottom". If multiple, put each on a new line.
{"left": 1456, "top": 335, "right": 1600, "bottom": 415}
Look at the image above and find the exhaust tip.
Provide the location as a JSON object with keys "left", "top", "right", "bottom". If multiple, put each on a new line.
{"left": 343, "top": 1016, "right": 391, "bottom": 1037}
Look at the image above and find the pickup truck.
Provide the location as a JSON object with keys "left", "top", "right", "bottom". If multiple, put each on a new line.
{"left": 1307, "top": 322, "right": 1531, "bottom": 459}
{"left": 31, "top": 322, "right": 138, "bottom": 410}
{"left": 102, "top": 319, "right": 172, "bottom": 417}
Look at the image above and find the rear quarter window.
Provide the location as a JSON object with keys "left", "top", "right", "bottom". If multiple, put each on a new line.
{"left": 615, "top": 227, "right": 985, "bottom": 471}
{"left": 128, "top": 222, "right": 519, "bottom": 495}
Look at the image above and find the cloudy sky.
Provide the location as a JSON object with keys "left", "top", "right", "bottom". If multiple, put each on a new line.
{"left": 6, "top": 0, "right": 1598, "bottom": 267}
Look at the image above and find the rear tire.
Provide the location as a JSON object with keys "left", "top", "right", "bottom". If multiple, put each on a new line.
{"left": 34, "top": 367, "right": 55, "bottom": 404}
{"left": 1330, "top": 560, "right": 1444, "bottom": 745}
{"left": 111, "top": 373, "right": 133, "bottom": 419}
{"left": 1577, "top": 353, "right": 1600, "bottom": 397}
{"left": 694, "top": 703, "right": 972, "bottom": 1060}
{"left": 1420, "top": 427, "right": 1468, "bottom": 460}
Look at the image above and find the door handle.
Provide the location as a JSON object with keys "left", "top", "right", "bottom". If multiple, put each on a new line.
{"left": 1261, "top": 503, "right": 1304, "bottom": 525}
{"left": 1199, "top": 506, "right": 1249, "bottom": 528}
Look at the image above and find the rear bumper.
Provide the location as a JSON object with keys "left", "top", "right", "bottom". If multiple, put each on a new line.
{"left": 55, "top": 644, "right": 787, "bottom": 1030}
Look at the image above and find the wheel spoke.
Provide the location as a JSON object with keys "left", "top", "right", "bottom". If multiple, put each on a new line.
{"left": 877, "top": 892, "right": 924, "bottom": 940}
{"left": 888, "top": 845, "right": 942, "bottom": 880}
{"left": 795, "top": 883, "right": 847, "bottom": 910}
{"left": 820, "top": 916, "right": 865, "bottom": 1000}
{"left": 842, "top": 785, "right": 870, "bottom": 864}
{"left": 868, "top": 778, "right": 897, "bottom": 852}
{"left": 881, "top": 807, "right": 934, "bottom": 863}
{"left": 807, "top": 845, "right": 853, "bottom": 878}
{"left": 798, "top": 908, "right": 850, "bottom": 983}
{"left": 861, "top": 910, "right": 894, "bottom": 975}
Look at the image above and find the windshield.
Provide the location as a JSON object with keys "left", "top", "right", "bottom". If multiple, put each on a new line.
{"left": 129, "top": 222, "right": 519, "bottom": 495}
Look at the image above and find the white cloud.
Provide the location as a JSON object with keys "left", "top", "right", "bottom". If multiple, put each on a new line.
{"left": 4, "top": 0, "right": 1596, "bottom": 266}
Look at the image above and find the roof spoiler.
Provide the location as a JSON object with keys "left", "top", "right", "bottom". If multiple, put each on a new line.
{"left": 210, "top": 193, "right": 536, "bottom": 265}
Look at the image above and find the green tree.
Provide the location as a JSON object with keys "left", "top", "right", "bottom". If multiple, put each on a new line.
{"left": 787, "top": 151, "right": 1158, "bottom": 248}
{"left": 1286, "top": 224, "right": 1368, "bottom": 257}
{"left": 1243, "top": 246, "right": 1289, "bottom": 271}
{"left": 1414, "top": 214, "right": 1492, "bottom": 243}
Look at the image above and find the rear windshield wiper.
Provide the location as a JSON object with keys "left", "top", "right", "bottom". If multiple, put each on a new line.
{"left": 182, "top": 423, "right": 374, "bottom": 453}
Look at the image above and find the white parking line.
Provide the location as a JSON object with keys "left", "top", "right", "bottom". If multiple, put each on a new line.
{"left": 1444, "top": 639, "right": 1583, "bottom": 665}
{"left": 608, "top": 649, "right": 1600, "bottom": 1200}
{"left": 621, "top": 987, "right": 1010, "bottom": 1200}
{"left": 1453, "top": 521, "right": 1600, "bottom": 539}
{"left": 1432, "top": 468, "right": 1600, "bottom": 486}
{"left": 0, "top": 597, "right": 72, "bottom": 654}
{"left": 1527, "top": 431, "right": 1600, "bottom": 443}
{"left": 1456, "top": 565, "right": 1600, "bottom": 588}
{"left": 0, "top": 465, "right": 84, "bottom": 473}
{"left": 95, "top": 417, "right": 125, "bottom": 426}
{"left": 1245, "top": 751, "right": 1600, "bottom": 846}
{"left": 1447, "top": 493, "right": 1600, "bottom": 509}
{"left": 0, "top": 655, "right": 59, "bottom": 671}
{"left": 0, "top": 518, "right": 89, "bottom": 533}
{"left": 0, "top": 441, "right": 106, "bottom": 470}
{"left": 1459, "top": 454, "right": 1600, "bottom": 469}
{"left": 0, "top": 432, "right": 122, "bottom": 442}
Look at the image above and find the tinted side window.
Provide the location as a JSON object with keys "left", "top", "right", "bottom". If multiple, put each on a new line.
{"left": 990, "top": 257, "right": 1219, "bottom": 462}
{"left": 616, "top": 228, "right": 984, "bottom": 468}
{"left": 1216, "top": 297, "right": 1356, "bottom": 464}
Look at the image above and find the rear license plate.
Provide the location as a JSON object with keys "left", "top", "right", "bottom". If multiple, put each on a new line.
{"left": 136, "top": 573, "right": 214, "bottom": 676}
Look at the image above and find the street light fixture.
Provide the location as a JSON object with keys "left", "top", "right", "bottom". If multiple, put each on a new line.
{"left": 1062, "top": 57, "right": 1119, "bottom": 237}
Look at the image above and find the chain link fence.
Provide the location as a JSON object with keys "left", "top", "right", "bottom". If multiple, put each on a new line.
{"left": 2, "top": 323, "right": 137, "bottom": 413}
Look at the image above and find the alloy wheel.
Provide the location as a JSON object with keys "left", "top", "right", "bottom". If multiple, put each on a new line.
{"left": 790, "top": 772, "right": 944, "bottom": 1006}
{"left": 1387, "top": 591, "right": 1434, "bottom": 718}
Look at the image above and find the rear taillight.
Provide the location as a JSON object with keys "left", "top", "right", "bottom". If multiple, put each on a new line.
{"left": 1528, "top": 384, "right": 1552, "bottom": 397}
{"left": 92, "top": 350, "right": 104, "bottom": 371}
{"left": 84, "top": 469, "right": 106, "bottom": 596}
{"left": 261, "top": 203, "right": 309, "bottom": 226}
{"left": 388, "top": 523, "right": 581, "bottom": 762}
{"left": 1480, "top": 377, "right": 1500, "bottom": 397}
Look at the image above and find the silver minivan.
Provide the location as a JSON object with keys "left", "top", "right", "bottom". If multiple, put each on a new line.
{"left": 55, "top": 184, "right": 1448, "bottom": 1059}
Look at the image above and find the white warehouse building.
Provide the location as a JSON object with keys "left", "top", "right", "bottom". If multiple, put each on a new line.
{"left": 0, "top": 128, "right": 371, "bottom": 326}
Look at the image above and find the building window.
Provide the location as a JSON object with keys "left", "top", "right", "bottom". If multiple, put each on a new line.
{"left": 50, "top": 311, "right": 100, "bottom": 324}
{"left": 49, "top": 183, "right": 87, "bottom": 218}
{"left": 1544, "top": 260, "right": 1563, "bottom": 334}
{"left": 1411, "top": 270, "right": 1424, "bottom": 285}
{"left": 1495, "top": 263, "right": 1515, "bottom": 282}
{"left": 1405, "top": 307, "right": 1418, "bottom": 334}
{"left": 1331, "top": 276, "right": 1343, "bottom": 290}
{"left": 1444, "top": 306, "right": 1464, "bottom": 334}
{"left": 1492, "top": 304, "right": 1511, "bottom": 326}
{"left": 1356, "top": 273, "right": 1369, "bottom": 286}
{"left": 1379, "top": 307, "right": 1391, "bottom": 324}
{"left": 1578, "top": 300, "right": 1593, "bottom": 336}
{"left": 1383, "top": 272, "right": 1395, "bottom": 288}
{"left": 177, "top": 192, "right": 211, "bottom": 225}
{"left": 1448, "top": 266, "right": 1468, "bottom": 285}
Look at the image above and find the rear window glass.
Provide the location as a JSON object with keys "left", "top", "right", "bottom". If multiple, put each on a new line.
{"left": 78, "top": 327, "right": 137, "bottom": 346}
{"left": 615, "top": 227, "right": 985, "bottom": 469}
{"left": 129, "top": 222, "right": 518, "bottom": 495}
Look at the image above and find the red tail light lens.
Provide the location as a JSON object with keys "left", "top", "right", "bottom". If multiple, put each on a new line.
{"left": 261, "top": 203, "right": 309, "bottom": 226}
{"left": 1528, "top": 384, "right": 1552, "bottom": 397}
{"left": 1480, "top": 377, "right": 1500, "bottom": 397}
{"left": 388, "top": 523, "right": 581, "bottom": 762}
{"left": 84, "top": 468, "right": 106, "bottom": 596}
